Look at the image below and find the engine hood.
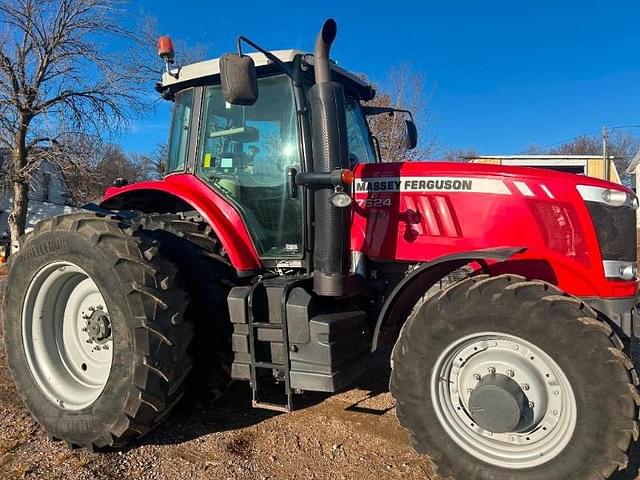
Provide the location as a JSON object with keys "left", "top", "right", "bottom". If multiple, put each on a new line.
{"left": 352, "top": 161, "right": 631, "bottom": 194}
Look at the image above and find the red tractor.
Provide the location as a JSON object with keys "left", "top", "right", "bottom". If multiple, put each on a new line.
{"left": 3, "top": 19, "right": 639, "bottom": 480}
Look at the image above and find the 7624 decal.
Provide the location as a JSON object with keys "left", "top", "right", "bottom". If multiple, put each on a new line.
{"left": 356, "top": 198, "right": 393, "bottom": 208}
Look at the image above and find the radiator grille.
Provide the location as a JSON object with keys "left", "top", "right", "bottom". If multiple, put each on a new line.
{"left": 585, "top": 201, "right": 637, "bottom": 262}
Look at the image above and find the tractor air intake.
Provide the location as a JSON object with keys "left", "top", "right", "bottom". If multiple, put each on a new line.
{"left": 308, "top": 19, "right": 351, "bottom": 296}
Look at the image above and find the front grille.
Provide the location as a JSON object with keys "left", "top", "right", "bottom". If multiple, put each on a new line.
{"left": 585, "top": 201, "right": 637, "bottom": 262}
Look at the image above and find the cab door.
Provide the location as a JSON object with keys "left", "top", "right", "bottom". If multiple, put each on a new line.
{"left": 193, "top": 74, "right": 304, "bottom": 260}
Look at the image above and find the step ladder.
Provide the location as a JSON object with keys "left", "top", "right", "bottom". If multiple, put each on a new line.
{"left": 246, "top": 277, "right": 307, "bottom": 413}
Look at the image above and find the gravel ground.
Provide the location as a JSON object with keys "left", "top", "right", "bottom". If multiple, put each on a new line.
{"left": 0, "top": 276, "right": 438, "bottom": 480}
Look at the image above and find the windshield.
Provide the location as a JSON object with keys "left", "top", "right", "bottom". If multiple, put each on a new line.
{"left": 345, "top": 98, "right": 377, "bottom": 165}
{"left": 196, "top": 74, "right": 303, "bottom": 258}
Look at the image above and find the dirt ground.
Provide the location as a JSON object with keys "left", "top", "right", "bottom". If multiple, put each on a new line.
{"left": 0, "top": 277, "right": 438, "bottom": 480}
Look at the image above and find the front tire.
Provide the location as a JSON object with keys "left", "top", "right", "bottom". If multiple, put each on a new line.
{"left": 3, "top": 213, "right": 192, "bottom": 449}
{"left": 390, "top": 274, "right": 639, "bottom": 480}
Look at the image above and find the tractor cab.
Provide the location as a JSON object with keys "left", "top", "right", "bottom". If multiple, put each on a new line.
{"left": 156, "top": 49, "right": 376, "bottom": 260}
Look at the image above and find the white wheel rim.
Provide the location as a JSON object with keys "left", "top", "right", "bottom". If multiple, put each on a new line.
{"left": 430, "top": 332, "right": 577, "bottom": 469}
{"left": 22, "top": 261, "right": 113, "bottom": 410}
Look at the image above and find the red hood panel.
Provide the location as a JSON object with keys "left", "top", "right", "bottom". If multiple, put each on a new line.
{"left": 351, "top": 162, "right": 636, "bottom": 298}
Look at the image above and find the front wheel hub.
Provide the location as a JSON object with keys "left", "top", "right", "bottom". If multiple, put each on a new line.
{"left": 431, "top": 332, "right": 577, "bottom": 469}
{"left": 468, "top": 374, "right": 529, "bottom": 433}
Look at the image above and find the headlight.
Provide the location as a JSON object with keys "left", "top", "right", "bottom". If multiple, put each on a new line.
{"left": 602, "top": 189, "right": 629, "bottom": 207}
{"left": 330, "top": 191, "right": 352, "bottom": 208}
{"left": 577, "top": 185, "right": 638, "bottom": 210}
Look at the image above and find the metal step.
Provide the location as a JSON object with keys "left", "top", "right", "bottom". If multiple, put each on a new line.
{"left": 253, "top": 361, "right": 285, "bottom": 369}
{"left": 245, "top": 278, "right": 309, "bottom": 413}
{"left": 252, "top": 400, "right": 291, "bottom": 413}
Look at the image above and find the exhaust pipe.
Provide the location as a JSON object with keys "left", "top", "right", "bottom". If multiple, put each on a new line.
{"left": 313, "top": 19, "right": 336, "bottom": 84}
{"left": 308, "top": 19, "right": 351, "bottom": 296}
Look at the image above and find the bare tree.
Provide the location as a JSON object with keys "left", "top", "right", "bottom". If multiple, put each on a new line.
{"left": 364, "top": 64, "right": 437, "bottom": 162}
{"left": 0, "top": 0, "right": 155, "bottom": 250}
{"left": 57, "top": 138, "right": 163, "bottom": 206}
{"left": 532, "top": 131, "right": 640, "bottom": 186}
{"left": 440, "top": 148, "right": 479, "bottom": 162}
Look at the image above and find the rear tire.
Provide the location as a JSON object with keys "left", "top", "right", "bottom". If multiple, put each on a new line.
{"left": 391, "top": 274, "right": 639, "bottom": 480}
{"left": 137, "top": 211, "right": 235, "bottom": 401}
{"left": 3, "top": 213, "right": 192, "bottom": 449}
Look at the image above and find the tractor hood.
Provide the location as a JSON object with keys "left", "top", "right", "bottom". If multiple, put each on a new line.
{"left": 350, "top": 161, "right": 638, "bottom": 298}
{"left": 352, "top": 161, "right": 632, "bottom": 195}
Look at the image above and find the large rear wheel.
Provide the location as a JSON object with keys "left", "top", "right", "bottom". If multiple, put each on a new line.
{"left": 391, "top": 274, "right": 639, "bottom": 480}
{"left": 3, "top": 213, "right": 192, "bottom": 449}
{"left": 137, "top": 211, "right": 235, "bottom": 401}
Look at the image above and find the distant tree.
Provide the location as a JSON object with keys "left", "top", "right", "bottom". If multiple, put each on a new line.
{"left": 148, "top": 143, "right": 168, "bottom": 179}
{"left": 530, "top": 131, "right": 640, "bottom": 186}
{"left": 129, "top": 143, "right": 170, "bottom": 181}
{"left": 0, "top": 0, "right": 157, "bottom": 251}
{"left": 440, "top": 148, "right": 479, "bottom": 162}
{"left": 364, "top": 64, "right": 437, "bottom": 162}
{"left": 59, "top": 140, "right": 163, "bottom": 206}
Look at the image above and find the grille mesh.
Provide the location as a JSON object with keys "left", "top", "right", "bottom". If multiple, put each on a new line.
{"left": 585, "top": 201, "right": 637, "bottom": 262}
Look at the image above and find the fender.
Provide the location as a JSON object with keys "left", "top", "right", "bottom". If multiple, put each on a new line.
{"left": 100, "top": 174, "right": 262, "bottom": 274}
{"left": 371, "top": 246, "right": 525, "bottom": 352}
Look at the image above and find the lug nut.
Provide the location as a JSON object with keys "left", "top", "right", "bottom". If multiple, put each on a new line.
{"left": 529, "top": 402, "right": 535, "bottom": 408}
{"left": 521, "top": 383, "right": 530, "bottom": 391}
{"left": 467, "top": 388, "right": 473, "bottom": 395}
{"left": 473, "top": 374, "right": 481, "bottom": 381}
{"left": 506, "top": 370, "right": 515, "bottom": 377}
{"left": 551, "top": 410, "right": 558, "bottom": 416}
{"left": 487, "top": 367, "right": 496, "bottom": 374}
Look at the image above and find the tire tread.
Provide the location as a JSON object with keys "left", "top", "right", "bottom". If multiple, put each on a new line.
{"left": 391, "top": 274, "right": 639, "bottom": 480}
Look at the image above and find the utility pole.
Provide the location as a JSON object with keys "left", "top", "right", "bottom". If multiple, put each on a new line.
{"left": 603, "top": 126, "right": 609, "bottom": 181}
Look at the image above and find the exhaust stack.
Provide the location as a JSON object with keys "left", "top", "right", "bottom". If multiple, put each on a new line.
{"left": 308, "top": 19, "right": 351, "bottom": 296}
{"left": 313, "top": 19, "right": 336, "bottom": 84}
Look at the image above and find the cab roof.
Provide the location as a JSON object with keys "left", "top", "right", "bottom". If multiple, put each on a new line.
{"left": 159, "top": 49, "right": 375, "bottom": 100}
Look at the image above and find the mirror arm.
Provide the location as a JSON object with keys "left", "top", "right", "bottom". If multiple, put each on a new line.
{"left": 236, "top": 35, "right": 296, "bottom": 80}
{"left": 371, "top": 135, "right": 383, "bottom": 163}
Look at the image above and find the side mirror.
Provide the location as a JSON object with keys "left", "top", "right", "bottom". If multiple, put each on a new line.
{"left": 403, "top": 119, "right": 418, "bottom": 150}
{"left": 219, "top": 53, "right": 258, "bottom": 105}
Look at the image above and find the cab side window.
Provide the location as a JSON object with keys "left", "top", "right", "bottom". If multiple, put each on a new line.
{"left": 345, "top": 99, "right": 377, "bottom": 165}
{"left": 166, "top": 89, "right": 194, "bottom": 174}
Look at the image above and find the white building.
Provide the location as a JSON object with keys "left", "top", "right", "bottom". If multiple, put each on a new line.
{"left": 626, "top": 150, "right": 640, "bottom": 190}
{"left": 469, "top": 155, "right": 622, "bottom": 184}
{"left": 625, "top": 151, "right": 640, "bottom": 237}
{"left": 0, "top": 152, "right": 78, "bottom": 239}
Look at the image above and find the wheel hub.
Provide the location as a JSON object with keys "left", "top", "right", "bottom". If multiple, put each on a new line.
{"left": 431, "top": 332, "right": 577, "bottom": 469}
{"left": 85, "top": 309, "right": 111, "bottom": 342}
{"left": 468, "top": 374, "right": 529, "bottom": 433}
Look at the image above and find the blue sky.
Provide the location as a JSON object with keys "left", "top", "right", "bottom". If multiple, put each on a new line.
{"left": 119, "top": 0, "right": 640, "bottom": 157}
